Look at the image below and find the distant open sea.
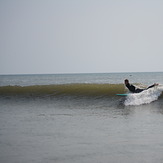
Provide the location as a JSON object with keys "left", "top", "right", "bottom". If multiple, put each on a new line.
{"left": 0, "top": 72, "right": 163, "bottom": 163}
{"left": 1, "top": 72, "right": 163, "bottom": 86}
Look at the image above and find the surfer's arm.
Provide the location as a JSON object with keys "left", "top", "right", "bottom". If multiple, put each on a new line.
{"left": 147, "top": 83, "right": 158, "bottom": 89}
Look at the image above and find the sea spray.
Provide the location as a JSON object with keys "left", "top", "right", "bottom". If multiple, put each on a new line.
{"left": 124, "top": 85, "right": 163, "bottom": 106}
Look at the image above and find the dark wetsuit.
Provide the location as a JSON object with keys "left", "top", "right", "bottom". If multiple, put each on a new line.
{"left": 126, "top": 83, "right": 155, "bottom": 93}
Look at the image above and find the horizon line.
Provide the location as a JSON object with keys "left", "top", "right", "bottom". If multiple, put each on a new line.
{"left": 0, "top": 71, "right": 163, "bottom": 76}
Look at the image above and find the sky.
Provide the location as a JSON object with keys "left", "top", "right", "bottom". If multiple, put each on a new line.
{"left": 0, "top": 0, "right": 163, "bottom": 74}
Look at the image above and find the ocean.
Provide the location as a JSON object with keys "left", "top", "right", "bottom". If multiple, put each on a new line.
{"left": 0, "top": 72, "right": 163, "bottom": 163}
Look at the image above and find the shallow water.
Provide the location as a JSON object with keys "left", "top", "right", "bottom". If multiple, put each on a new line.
{"left": 0, "top": 97, "right": 163, "bottom": 163}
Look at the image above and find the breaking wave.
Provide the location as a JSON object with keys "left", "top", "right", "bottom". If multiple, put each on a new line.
{"left": 124, "top": 85, "right": 163, "bottom": 106}
{"left": 0, "top": 84, "right": 162, "bottom": 106}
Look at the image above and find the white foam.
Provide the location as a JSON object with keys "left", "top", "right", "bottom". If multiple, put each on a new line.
{"left": 124, "top": 85, "right": 163, "bottom": 106}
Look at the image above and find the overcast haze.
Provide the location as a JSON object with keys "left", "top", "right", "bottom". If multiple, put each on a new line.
{"left": 0, "top": 0, "right": 163, "bottom": 74}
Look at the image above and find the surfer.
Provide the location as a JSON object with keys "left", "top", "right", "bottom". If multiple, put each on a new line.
{"left": 124, "top": 79, "right": 158, "bottom": 93}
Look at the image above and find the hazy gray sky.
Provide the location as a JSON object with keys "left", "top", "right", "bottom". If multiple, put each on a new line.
{"left": 0, "top": 0, "right": 163, "bottom": 74}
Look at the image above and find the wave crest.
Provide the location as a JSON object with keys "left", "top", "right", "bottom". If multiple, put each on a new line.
{"left": 124, "top": 85, "right": 163, "bottom": 106}
{"left": 0, "top": 84, "right": 124, "bottom": 98}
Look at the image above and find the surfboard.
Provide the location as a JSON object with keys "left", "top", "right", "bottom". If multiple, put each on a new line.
{"left": 116, "top": 94, "right": 129, "bottom": 96}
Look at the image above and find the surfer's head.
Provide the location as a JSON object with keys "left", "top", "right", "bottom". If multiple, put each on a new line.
{"left": 124, "top": 79, "right": 129, "bottom": 85}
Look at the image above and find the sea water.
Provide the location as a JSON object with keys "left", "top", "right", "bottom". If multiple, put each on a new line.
{"left": 0, "top": 72, "right": 163, "bottom": 163}
{"left": 0, "top": 72, "right": 163, "bottom": 86}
